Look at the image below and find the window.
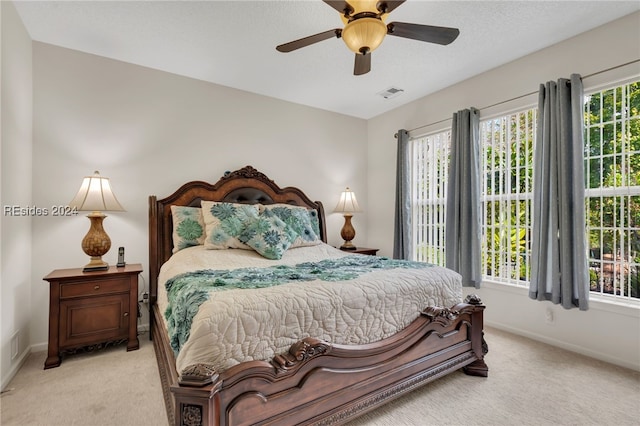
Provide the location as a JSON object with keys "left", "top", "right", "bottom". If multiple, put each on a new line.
{"left": 480, "top": 109, "right": 536, "bottom": 286}
{"left": 409, "top": 79, "right": 639, "bottom": 302}
{"left": 585, "top": 81, "right": 640, "bottom": 300}
{"left": 410, "top": 130, "right": 450, "bottom": 266}
{"left": 409, "top": 113, "right": 536, "bottom": 282}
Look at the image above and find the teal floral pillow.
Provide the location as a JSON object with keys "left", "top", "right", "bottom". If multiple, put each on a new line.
{"left": 201, "top": 201, "right": 259, "bottom": 250}
{"left": 261, "top": 204, "right": 321, "bottom": 247}
{"left": 171, "top": 206, "right": 205, "bottom": 253}
{"left": 239, "top": 211, "right": 297, "bottom": 259}
{"left": 306, "top": 208, "right": 321, "bottom": 238}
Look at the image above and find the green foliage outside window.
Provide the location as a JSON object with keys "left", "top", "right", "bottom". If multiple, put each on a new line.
{"left": 415, "top": 80, "right": 640, "bottom": 301}
{"left": 481, "top": 110, "right": 534, "bottom": 284}
{"left": 585, "top": 82, "right": 640, "bottom": 299}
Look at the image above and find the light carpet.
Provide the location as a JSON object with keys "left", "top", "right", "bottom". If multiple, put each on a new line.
{"left": 1, "top": 327, "right": 638, "bottom": 426}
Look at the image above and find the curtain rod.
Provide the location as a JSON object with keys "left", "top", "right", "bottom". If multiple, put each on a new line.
{"left": 402, "top": 59, "right": 640, "bottom": 136}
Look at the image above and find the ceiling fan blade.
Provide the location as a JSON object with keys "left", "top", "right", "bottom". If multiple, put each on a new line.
{"left": 323, "top": 1, "right": 354, "bottom": 16}
{"left": 387, "top": 22, "right": 460, "bottom": 45}
{"left": 276, "top": 29, "right": 342, "bottom": 53}
{"left": 354, "top": 53, "right": 371, "bottom": 76}
{"left": 376, "top": 1, "right": 405, "bottom": 14}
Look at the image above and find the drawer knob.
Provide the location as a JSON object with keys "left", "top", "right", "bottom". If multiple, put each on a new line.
{"left": 94, "top": 285, "right": 100, "bottom": 290}
{"left": 124, "top": 312, "right": 129, "bottom": 317}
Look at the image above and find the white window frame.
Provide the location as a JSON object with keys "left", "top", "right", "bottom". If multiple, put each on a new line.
{"left": 407, "top": 76, "right": 640, "bottom": 307}
{"left": 410, "top": 130, "right": 451, "bottom": 266}
{"left": 584, "top": 80, "right": 640, "bottom": 303}
{"left": 479, "top": 109, "right": 536, "bottom": 287}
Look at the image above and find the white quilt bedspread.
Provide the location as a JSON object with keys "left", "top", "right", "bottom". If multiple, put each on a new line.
{"left": 157, "top": 244, "right": 462, "bottom": 374}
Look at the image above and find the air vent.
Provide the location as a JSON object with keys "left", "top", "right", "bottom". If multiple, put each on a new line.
{"left": 377, "top": 86, "right": 404, "bottom": 99}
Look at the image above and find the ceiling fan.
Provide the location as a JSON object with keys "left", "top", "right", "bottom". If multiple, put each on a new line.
{"left": 276, "top": 0, "right": 460, "bottom": 76}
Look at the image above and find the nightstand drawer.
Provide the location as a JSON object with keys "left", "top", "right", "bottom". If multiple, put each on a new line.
{"left": 60, "top": 278, "right": 130, "bottom": 299}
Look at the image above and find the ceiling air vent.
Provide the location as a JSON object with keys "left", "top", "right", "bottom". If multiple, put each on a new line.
{"left": 377, "top": 86, "right": 404, "bottom": 99}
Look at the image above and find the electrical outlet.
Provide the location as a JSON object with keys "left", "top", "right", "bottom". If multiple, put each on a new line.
{"left": 142, "top": 292, "right": 149, "bottom": 304}
{"left": 545, "top": 307, "right": 555, "bottom": 324}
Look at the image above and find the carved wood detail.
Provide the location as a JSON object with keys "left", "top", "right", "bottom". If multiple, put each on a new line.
{"left": 464, "top": 293, "right": 483, "bottom": 305}
{"left": 312, "top": 352, "right": 476, "bottom": 426}
{"left": 179, "top": 363, "right": 218, "bottom": 387}
{"left": 182, "top": 404, "right": 203, "bottom": 426}
{"left": 60, "top": 338, "right": 128, "bottom": 356}
{"left": 422, "top": 306, "right": 461, "bottom": 327}
{"left": 220, "top": 165, "right": 276, "bottom": 185}
{"left": 482, "top": 331, "right": 489, "bottom": 355}
{"left": 272, "top": 337, "right": 331, "bottom": 372}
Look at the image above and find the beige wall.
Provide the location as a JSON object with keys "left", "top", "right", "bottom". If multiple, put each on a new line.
{"left": 29, "top": 42, "right": 368, "bottom": 349}
{"left": 1, "top": 1, "right": 33, "bottom": 388}
{"left": 367, "top": 12, "right": 640, "bottom": 370}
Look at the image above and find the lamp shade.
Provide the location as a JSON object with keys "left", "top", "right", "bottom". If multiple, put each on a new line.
{"left": 68, "top": 171, "right": 125, "bottom": 212}
{"left": 334, "top": 187, "right": 361, "bottom": 214}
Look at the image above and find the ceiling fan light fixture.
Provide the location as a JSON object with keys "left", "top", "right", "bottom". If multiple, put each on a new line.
{"left": 276, "top": 1, "right": 460, "bottom": 76}
{"left": 342, "top": 17, "right": 387, "bottom": 54}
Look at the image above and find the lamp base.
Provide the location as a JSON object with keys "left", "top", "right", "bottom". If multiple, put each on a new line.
{"left": 339, "top": 214, "right": 357, "bottom": 251}
{"left": 340, "top": 242, "right": 357, "bottom": 250}
{"left": 83, "top": 257, "right": 109, "bottom": 272}
{"left": 81, "top": 212, "right": 111, "bottom": 272}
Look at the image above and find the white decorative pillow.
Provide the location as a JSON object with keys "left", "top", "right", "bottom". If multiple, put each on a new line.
{"left": 238, "top": 211, "right": 297, "bottom": 260}
{"left": 201, "top": 201, "right": 260, "bottom": 250}
{"left": 260, "top": 204, "right": 322, "bottom": 247}
{"left": 170, "top": 206, "right": 205, "bottom": 253}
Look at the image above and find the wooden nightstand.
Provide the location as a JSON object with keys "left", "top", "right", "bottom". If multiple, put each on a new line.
{"left": 340, "top": 247, "right": 379, "bottom": 256}
{"left": 43, "top": 263, "right": 142, "bottom": 369}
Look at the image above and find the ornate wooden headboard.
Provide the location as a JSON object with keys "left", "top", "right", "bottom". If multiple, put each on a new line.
{"left": 148, "top": 165, "right": 327, "bottom": 305}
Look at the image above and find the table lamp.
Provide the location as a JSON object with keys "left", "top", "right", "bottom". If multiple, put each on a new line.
{"left": 68, "top": 171, "right": 125, "bottom": 271}
{"left": 334, "top": 187, "right": 361, "bottom": 250}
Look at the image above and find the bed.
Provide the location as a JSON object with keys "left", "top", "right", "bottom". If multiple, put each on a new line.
{"left": 148, "top": 165, "right": 488, "bottom": 426}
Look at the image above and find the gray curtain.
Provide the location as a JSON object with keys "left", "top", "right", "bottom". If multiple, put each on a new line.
{"left": 530, "top": 74, "right": 589, "bottom": 310}
{"left": 393, "top": 129, "right": 411, "bottom": 260}
{"left": 445, "top": 108, "right": 482, "bottom": 288}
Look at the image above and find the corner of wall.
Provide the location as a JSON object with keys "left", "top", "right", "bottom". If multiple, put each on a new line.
{"left": 1, "top": 0, "right": 34, "bottom": 390}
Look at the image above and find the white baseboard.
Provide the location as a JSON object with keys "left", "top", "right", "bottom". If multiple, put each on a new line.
{"left": 30, "top": 342, "right": 47, "bottom": 353}
{"left": 1, "top": 346, "right": 31, "bottom": 392}
{"left": 3, "top": 322, "right": 152, "bottom": 392}
{"left": 486, "top": 320, "right": 640, "bottom": 371}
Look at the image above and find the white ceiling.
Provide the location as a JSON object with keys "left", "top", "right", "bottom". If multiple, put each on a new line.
{"left": 13, "top": 0, "right": 640, "bottom": 119}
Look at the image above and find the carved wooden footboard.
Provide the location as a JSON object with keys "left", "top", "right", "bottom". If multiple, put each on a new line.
{"left": 160, "top": 295, "right": 487, "bottom": 426}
